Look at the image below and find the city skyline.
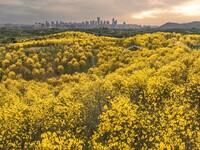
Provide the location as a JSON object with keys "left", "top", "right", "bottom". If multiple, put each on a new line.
{"left": 0, "top": 0, "right": 200, "bottom": 25}
{"left": 32, "top": 17, "right": 144, "bottom": 30}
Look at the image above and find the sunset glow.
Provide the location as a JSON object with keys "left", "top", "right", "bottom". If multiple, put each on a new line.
{"left": 172, "top": 1, "right": 200, "bottom": 16}
{"left": 132, "top": 0, "right": 200, "bottom": 22}
{"left": 133, "top": 10, "right": 162, "bottom": 19}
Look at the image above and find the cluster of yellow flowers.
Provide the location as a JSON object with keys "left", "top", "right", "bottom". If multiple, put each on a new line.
{"left": 0, "top": 32, "right": 199, "bottom": 149}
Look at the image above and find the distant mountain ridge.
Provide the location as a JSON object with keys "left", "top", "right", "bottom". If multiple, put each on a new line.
{"left": 160, "top": 21, "right": 200, "bottom": 29}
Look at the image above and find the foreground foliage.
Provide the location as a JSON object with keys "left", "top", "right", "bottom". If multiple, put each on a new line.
{"left": 0, "top": 32, "right": 199, "bottom": 149}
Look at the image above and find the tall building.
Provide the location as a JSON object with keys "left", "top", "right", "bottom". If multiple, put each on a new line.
{"left": 112, "top": 18, "right": 115, "bottom": 25}
{"left": 112, "top": 18, "right": 117, "bottom": 26}
{"left": 51, "top": 21, "right": 55, "bottom": 26}
{"left": 56, "top": 21, "right": 59, "bottom": 26}
{"left": 115, "top": 20, "right": 118, "bottom": 26}
{"left": 45, "top": 21, "right": 50, "bottom": 27}
{"left": 90, "top": 21, "right": 93, "bottom": 25}
{"left": 97, "top": 17, "right": 100, "bottom": 25}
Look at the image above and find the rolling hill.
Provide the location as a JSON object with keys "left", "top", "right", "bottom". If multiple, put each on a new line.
{"left": 0, "top": 32, "right": 199, "bottom": 149}
{"left": 160, "top": 21, "right": 200, "bottom": 29}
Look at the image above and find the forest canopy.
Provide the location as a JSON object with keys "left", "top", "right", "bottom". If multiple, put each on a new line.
{"left": 0, "top": 31, "right": 199, "bottom": 149}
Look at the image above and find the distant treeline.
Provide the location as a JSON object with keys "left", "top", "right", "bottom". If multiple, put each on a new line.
{"left": 1, "top": 27, "right": 200, "bottom": 45}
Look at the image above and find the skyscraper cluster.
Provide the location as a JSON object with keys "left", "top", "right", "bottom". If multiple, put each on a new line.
{"left": 81, "top": 17, "right": 118, "bottom": 28}
{"left": 34, "top": 17, "right": 142, "bottom": 29}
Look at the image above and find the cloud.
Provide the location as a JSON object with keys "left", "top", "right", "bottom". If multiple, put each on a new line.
{"left": 133, "top": 10, "right": 166, "bottom": 19}
{"left": 0, "top": 0, "right": 199, "bottom": 25}
{"left": 171, "top": 0, "right": 200, "bottom": 16}
{"left": 131, "top": 0, "right": 200, "bottom": 25}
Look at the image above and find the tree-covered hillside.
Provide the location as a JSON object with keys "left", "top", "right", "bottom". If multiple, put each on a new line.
{"left": 0, "top": 32, "right": 199, "bottom": 149}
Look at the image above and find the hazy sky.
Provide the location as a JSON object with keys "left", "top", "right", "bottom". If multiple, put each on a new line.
{"left": 0, "top": 0, "right": 200, "bottom": 25}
